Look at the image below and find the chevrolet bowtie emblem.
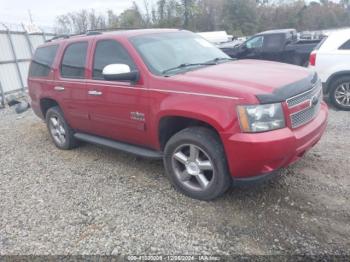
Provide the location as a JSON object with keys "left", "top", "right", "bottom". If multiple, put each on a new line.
{"left": 311, "top": 95, "right": 319, "bottom": 107}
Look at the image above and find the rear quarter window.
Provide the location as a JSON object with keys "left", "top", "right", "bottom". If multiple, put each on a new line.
{"left": 314, "top": 36, "right": 328, "bottom": 51}
{"left": 339, "top": 39, "right": 350, "bottom": 50}
{"left": 29, "top": 45, "right": 58, "bottom": 77}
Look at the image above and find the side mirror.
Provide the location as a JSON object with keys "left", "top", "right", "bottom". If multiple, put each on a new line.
{"left": 102, "top": 64, "right": 139, "bottom": 82}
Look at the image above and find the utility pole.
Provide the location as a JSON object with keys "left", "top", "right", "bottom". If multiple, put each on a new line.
{"left": 183, "top": 0, "right": 189, "bottom": 29}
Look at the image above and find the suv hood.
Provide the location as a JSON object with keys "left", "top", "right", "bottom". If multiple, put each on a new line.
{"left": 169, "top": 59, "right": 317, "bottom": 103}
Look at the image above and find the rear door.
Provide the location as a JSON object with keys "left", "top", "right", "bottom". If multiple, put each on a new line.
{"left": 56, "top": 41, "right": 90, "bottom": 132}
{"left": 85, "top": 38, "right": 151, "bottom": 147}
{"left": 261, "top": 33, "right": 285, "bottom": 62}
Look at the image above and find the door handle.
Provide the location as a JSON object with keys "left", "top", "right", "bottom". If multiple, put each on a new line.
{"left": 54, "top": 86, "right": 65, "bottom": 92}
{"left": 88, "top": 90, "right": 103, "bottom": 96}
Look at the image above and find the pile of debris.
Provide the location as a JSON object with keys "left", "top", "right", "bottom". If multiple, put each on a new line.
{"left": 0, "top": 93, "right": 30, "bottom": 114}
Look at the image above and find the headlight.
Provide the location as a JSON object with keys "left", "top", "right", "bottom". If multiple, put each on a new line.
{"left": 237, "top": 103, "right": 285, "bottom": 133}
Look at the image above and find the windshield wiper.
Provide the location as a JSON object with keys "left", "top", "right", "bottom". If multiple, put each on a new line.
{"left": 162, "top": 62, "right": 216, "bottom": 75}
{"left": 206, "top": 57, "right": 235, "bottom": 64}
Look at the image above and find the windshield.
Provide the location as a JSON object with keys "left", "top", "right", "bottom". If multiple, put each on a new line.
{"left": 130, "top": 31, "right": 230, "bottom": 76}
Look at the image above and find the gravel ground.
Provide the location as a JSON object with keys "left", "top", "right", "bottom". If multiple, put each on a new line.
{"left": 0, "top": 104, "right": 349, "bottom": 256}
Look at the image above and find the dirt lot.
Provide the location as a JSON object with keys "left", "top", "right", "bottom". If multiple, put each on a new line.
{"left": 0, "top": 105, "right": 349, "bottom": 256}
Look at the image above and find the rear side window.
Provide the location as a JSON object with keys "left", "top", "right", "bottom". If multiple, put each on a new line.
{"left": 29, "top": 45, "right": 58, "bottom": 77}
{"left": 339, "top": 39, "right": 350, "bottom": 50}
{"left": 263, "top": 34, "right": 284, "bottom": 50}
{"left": 61, "top": 42, "right": 88, "bottom": 79}
{"left": 93, "top": 40, "right": 136, "bottom": 80}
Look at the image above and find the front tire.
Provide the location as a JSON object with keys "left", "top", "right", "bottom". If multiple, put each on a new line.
{"left": 329, "top": 76, "right": 350, "bottom": 111}
{"left": 163, "top": 127, "right": 231, "bottom": 201}
{"left": 45, "top": 106, "right": 78, "bottom": 149}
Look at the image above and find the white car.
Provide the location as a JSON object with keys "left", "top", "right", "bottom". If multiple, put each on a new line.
{"left": 309, "top": 28, "right": 350, "bottom": 110}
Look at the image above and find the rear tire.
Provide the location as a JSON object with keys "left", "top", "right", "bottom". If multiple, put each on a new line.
{"left": 329, "top": 76, "right": 350, "bottom": 111}
{"left": 45, "top": 106, "right": 78, "bottom": 149}
{"left": 163, "top": 127, "right": 231, "bottom": 201}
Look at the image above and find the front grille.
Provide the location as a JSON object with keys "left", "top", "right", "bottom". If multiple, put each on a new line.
{"left": 286, "top": 81, "right": 321, "bottom": 107}
{"left": 290, "top": 98, "right": 321, "bottom": 128}
{"left": 287, "top": 81, "right": 323, "bottom": 129}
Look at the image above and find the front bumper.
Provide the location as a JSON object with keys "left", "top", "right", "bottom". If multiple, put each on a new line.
{"left": 222, "top": 102, "right": 328, "bottom": 181}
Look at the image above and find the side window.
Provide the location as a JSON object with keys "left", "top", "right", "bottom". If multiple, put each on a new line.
{"left": 29, "top": 45, "right": 58, "bottom": 77}
{"left": 246, "top": 36, "right": 264, "bottom": 49}
{"left": 263, "top": 34, "right": 284, "bottom": 50}
{"left": 339, "top": 39, "right": 350, "bottom": 50}
{"left": 61, "top": 42, "right": 88, "bottom": 79}
{"left": 93, "top": 40, "right": 136, "bottom": 80}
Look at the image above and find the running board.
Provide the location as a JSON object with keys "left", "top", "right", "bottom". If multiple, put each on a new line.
{"left": 74, "top": 133, "right": 163, "bottom": 159}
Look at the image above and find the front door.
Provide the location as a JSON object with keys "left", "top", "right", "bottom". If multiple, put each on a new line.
{"left": 241, "top": 35, "right": 264, "bottom": 59}
{"left": 85, "top": 39, "right": 151, "bottom": 147}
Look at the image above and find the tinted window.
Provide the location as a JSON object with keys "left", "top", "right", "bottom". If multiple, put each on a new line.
{"left": 339, "top": 39, "right": 350, "bottom": 50}
{"left": 263, "top": 34, "right": 284, "bottom": 50}
{"left": 93, "top": 40, "right": 136, "bottom": 79}
{"left": 29, "top": 45, "right": 58, "bottom": 77}
{"left": 61, "top": 42, "right": 88, "bottom": 79}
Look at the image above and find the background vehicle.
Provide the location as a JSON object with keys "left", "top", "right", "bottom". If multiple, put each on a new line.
{"left": 309, "top": 29, "right": 350, "bottom": 110}
{"left": 197, "top": 31, "right": 246, "bottom": 49}
{"left": 28, "top": 29, "right": 328, "bottom": 200}
{"left": 221, "top": 29, "right": 322, "bottom": 67}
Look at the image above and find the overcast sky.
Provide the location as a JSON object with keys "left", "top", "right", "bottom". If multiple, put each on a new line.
{"left": 0, "top": 0, "right": 340, "bottom": 29}
{"left": 0, "top": 0, "right": 155, "bottom": 28}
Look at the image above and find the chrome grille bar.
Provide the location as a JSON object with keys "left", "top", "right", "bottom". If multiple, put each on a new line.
{"left": 287, "top": 80, "right": 323, "bottom": 128}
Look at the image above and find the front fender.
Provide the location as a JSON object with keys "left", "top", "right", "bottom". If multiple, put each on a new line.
{"left": 149, "top": 93, "right": 241, "bottom": 150}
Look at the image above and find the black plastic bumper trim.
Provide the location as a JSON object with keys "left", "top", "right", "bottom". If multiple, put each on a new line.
{"left": 232, "top": 170, "right": 280, "bottom": 186}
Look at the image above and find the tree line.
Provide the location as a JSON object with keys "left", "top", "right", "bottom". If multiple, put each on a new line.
{"left": 55, "top": 0, "right": 350, "bottom": 36}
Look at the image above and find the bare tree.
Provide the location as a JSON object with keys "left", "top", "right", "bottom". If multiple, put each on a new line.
{"left": 55, "top": 9, "right": 106, "bottom": 34}
{"left": 54, "top": 0, "right": 350, "bottom": 36}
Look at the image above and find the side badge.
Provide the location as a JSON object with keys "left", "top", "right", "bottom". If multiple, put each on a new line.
{"left": 130, "top": 112, "right": 145, "bottom": 122}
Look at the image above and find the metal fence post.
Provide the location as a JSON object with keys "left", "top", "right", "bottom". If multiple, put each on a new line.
{"left": 0, "top": 81, "right": 5, "bottom": 108}
{"left": 5, "top": 29, "right": 25, "bottom": 91}
{"left": 41, "top": 29, "right": 47, "bottom": 42}
{"left": 22, "top": 24, "right": 34, "bottom": 56}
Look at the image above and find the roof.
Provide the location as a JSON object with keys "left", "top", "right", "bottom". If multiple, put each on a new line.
{"left": 104, "top": 28, "right": 181, "bottom": 37}
{"left": 319, "top": 28, "right": 350, "bottom": 51}
{"left": 46, "top": 28, "right": 181, "bottom": 44}
{"left": 258, "top": 29, "right": 296, "bottom": 35}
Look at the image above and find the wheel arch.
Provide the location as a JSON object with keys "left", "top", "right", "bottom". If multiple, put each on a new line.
{"left": 157, "top": 113, "right": 225, "bottom": 151}
{"left": 325, "top": 71, "right": 350, "bottom": 94}
{"left": 40, "top": 97, "right": 61, "bottom": 118}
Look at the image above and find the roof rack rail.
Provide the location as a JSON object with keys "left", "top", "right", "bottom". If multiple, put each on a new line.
{"left": 46, "top": 27, "right": 146, "bottom": 42}
{"left": 46, "top": 34, "right": 69, "bottom": 42}
{"left": 86, "top": 27, "right": 144, "bottom": 32}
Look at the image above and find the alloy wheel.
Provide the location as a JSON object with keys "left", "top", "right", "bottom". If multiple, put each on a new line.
{"left": 49, "top": 116, "right": 66, "bottom": 145}
{"left": 171, "top": 144, "right": 214, "bottom": 191}
{"left": 335, "top": 82, "right": 350, "bottom": 107}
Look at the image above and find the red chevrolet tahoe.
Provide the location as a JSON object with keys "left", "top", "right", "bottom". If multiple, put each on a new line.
{"left": 28, "top": 29, "right": 328, "bottom": 200}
